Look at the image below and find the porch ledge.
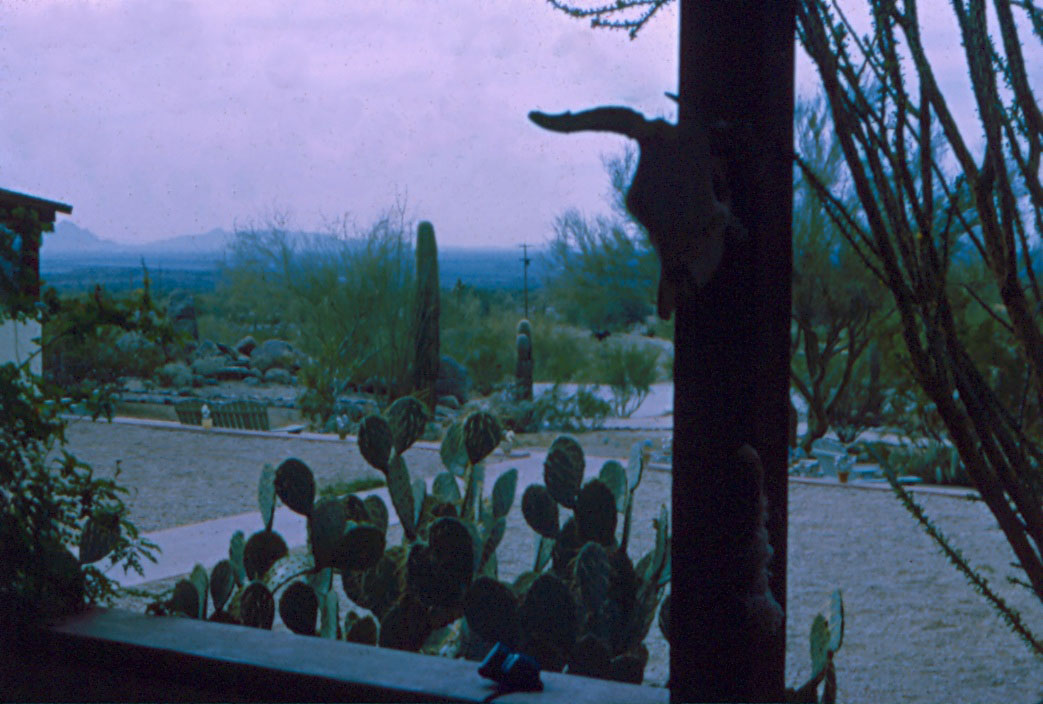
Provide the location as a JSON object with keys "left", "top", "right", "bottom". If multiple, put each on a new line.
{"left": 4, "top": 608, "right": 669, "bottom": 703}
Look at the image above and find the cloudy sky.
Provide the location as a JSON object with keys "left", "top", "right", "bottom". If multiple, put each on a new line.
{"left": 1, "top": 1, "right": 1038, "bottom": 248}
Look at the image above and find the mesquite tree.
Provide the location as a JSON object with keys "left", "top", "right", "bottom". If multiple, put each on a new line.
{"left": 796, "top": 0, "right": 1043, "bottom": 652}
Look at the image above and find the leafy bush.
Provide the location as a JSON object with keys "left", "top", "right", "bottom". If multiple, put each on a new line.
{"left": 884, "top": 442, "right": 972, "bottom": 487}
{"left": 595, "top": 340, "right": 661, "bottom": 417}
{"left": 532, "top": 323, "right": 597, "bottom": 384}
{"left": 441, "top": 287, "right": 517, "bottom": 395}
{"left": 541, "top": 210, "right": 657, "bottom": 334}
{"left": 491, "top": 384, "right": 611, "bottom": 433}
{"left": 220, "top": 207, "right": 416, "bottom": 425}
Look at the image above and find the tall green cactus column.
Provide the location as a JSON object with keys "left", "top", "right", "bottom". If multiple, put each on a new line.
{"left": 515, "top": 319, "right": 533, "bottom": 401}
{"left": 413, "top": 221, "right": 440, "bottom": 410}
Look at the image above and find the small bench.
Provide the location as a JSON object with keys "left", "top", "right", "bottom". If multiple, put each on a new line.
{"left": 174, "top": 399, "right": 270, "bottom": 431}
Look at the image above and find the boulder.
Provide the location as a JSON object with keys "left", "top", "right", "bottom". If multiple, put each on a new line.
{"left": 213, "top": 366, "right": 254, "bottom": 381}
{"left": 251, "top": 339, "right": 299, "bottom": 373}
{"left": 435, "top": 355, "right": 470, "bottom": 404}
{"left": 191, "top": 356, "right": 227, "bottom": 378}
{"left": 156, "top": 362, "right": 193, "bottom": 389}
{"left": 193, "top": 339, "right": 222, "bottom": 359}
{"left": 235, "top": 335, "right": 257, "bottom": 357}
{"left": 263, "top": 367, "right": 294, "bottom": 385}
{"left": 167, "top": 291, "right": 198, "bottom": 341}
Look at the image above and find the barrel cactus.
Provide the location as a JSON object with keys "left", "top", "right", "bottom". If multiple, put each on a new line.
{"left": 413, "top": 221, "right": 440, "bottom": 411}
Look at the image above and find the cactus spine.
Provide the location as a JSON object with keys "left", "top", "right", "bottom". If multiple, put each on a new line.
{"left": 413, "top": 221, "right": 440, "bottom": 411}
{"left": 515, "top": 319, "right": 533, "bottom": 401}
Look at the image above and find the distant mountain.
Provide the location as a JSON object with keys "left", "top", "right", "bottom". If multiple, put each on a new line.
{"left": 44, "top": 221, "right": 233, "bottom": 256}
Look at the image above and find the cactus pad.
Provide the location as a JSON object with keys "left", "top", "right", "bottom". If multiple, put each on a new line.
{"left": 240, "top": 581, "right": 275, "bottom": 629}
{"left": 480, "top": 517, "right": 506, "bottom": 572}
{"left": 828, "top": 589, "right": 844, "bottom": 653}
{"left": 463, "top": 411, "right": 502, "bottom": 465}
{"left": 360, "top": 547, "right": 405, "bottom": 620}
{"left": 575, "top": 479, "right": 618, "bottom": 546}
{"left": 319, "top": 589, "right": 339, "bottom": 639}
{"left": 463, "top": 577, "right": 519, "bottom": 647}
{"left": 810, "top": 613, "right": 829, "bottom": 680}
{"left": 358, "top": 414, "right": 393, "bottom": 471}
{"left": 408, "top": 543, "right": 458, "bottom": 609}
{"left": 534, "top": 535, "right": 554, "bottom": 572}
{"left": 574, "top": 541, "right": 612, "bottom": 614}
{"left": 598, "top": 460, "right": 628, "bottom": 513}
{"left": 260, "top": 551, "right": 314, "bottom": 592}
{"left": 386, "top": 395, "right": 428, "bottom": 454}
{"left": 411, "top": 478, "right": 426, "bottom": 527}
{"left": 439, "top": 421, "right": 468, "bottom": 477}
{"left": 209, "top": 559, "right": 235, "bottom": 612}
{"left": 552, "top": 517, "right": 582, "bottom": 573}
{"left": 274, "top": 458, "right": 315, "bottom": 517}
{"left": 568, "top": 633, "right": 612, "bottom": 679}
{"left": 278, "top": 580, "right": 318, "bottom": 635}
{"left": 432, "top": 471, "right": 461, "bottom": 504}
{"left": 243, "top": 530, "right": 288, "bottom": 580}
{"left": 363, "top": 494, "right": 389, "bottom": 533}
{"left": 342, "top": 493, "right": 370, "bottom": 525}
{"left": 229, "top": 530, "right": 247, "bottom": 585}
{"left": 491, "top": 467, "right": 518, "bottom": 519}
{"left": 549, "top": 435, "right": 585, "bottom": 476}
{"left": 258, "top": 463, "right": 276, "bottom": 530}
{"left": 378, "top": 596, "right": 431, "bottom": 652}
{"left": 520, "top": 573, "right": 578, "bottom": 657}
{"left": 517, "top": 483, "right": 559, "bottom": 538}
{"left": 386, "top": 453, "right": 416, "bottom": 540}
{"left": 544, "top": 442, "right": 583, "bottom": 509}
{"left": 658, "top": 593, "right": 670, "bottom": 643}
{"left": 429, "top": 516, "right": 475, "bottom": 582}
{"left": 626, "top": 442, "right": 646, "bottom": 491}
{"left": 345, "top": 614, "right": 378, "bottom": 645}
{"left": 341, "top": 523, "right": 386, "bottom": 572}
{"left": 309, "top": 498, "right": 347, "bottom": 570}
{"left": 189, "top": 563, "right": 209, "bottom": 619}
{"left": 169, "top": 579, "right": 200, "bottom": 619}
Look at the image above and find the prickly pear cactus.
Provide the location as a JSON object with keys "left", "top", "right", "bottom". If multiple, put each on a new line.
{"left": 358, "top": 414, "right": 393, "bottom": 472}
{"left": 385, "top": 395, "right": 428, "bottom": 454}
{"left": 274, "top": 458, "right": 315, "bottom": 517}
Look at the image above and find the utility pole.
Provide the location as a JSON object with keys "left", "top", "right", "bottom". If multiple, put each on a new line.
{"left": 519, "top": 243, "right": 532, "bottom": 319}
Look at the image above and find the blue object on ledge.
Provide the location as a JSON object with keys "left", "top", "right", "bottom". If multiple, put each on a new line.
{"left": 479, "top": 642, "right": 543, "bottom": 692}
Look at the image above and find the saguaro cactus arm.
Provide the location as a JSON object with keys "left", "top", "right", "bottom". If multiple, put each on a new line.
{"left": 528, "top": 105, "right": 745, "bottom": 318}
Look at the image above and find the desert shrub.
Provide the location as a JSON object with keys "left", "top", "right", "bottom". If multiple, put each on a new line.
{"left": 440, "top": 287, "right": 516, "bottom": 395}
{"left": 595, "top": 340, "right": 661, "bottom": 417}
{"left": 541, "top": 210, "right": 657, "bottom": 333}
{"left": 885, "top": 442, "right": 972, "bottom": 488}
{"left": 221, "top": 207, "right": 415, "bottom": 424}
{"left": 532, "top": 324, "right": 598, "bottom": 384}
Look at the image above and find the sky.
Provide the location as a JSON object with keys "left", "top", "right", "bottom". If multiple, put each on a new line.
{"left": 1, "top": 1, "right": 1039, "bottom": 248}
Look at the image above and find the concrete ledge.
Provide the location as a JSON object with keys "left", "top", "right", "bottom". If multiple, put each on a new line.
{"left": 4, "top": 608, "right": 668, "bottom": 703}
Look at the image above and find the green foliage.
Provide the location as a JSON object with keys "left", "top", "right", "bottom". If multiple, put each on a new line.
{"left": 412, "top": 221, "right": 440, "bottom": 409}
{"left": 220, "top": 208, "right": 416, "bottom": 427}
{"left": 1, "top": 213, "right": 162, "bottom": 628}
{"left": 595, "top": 339, "right": 661, "bottom": 417}
{"left": 151, "top": 404, "right": 519, "bottom": 652}
{"left": 785, "top": 590, "right": 845, "bottom": 703}
{"left": 542, "top": 208, "right": 657, "bottom": 333}
{"left": 883, "top": 442, "right": 972, "bottom": 487}
{"left": 440, "top": 286, "right": 518, "bottom": 395}
{"left": 499, "top": 440, "right": 669, "bottom": 682}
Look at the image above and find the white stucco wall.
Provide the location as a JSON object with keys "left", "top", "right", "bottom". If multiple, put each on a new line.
{"left": 0, "top": 318, "right": 42, "bottom": 375}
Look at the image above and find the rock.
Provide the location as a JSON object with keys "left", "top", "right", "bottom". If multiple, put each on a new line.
{"left": 156, "top": 362, "right": 193, "bottom": 389}
{"left": 244, "top": 376, "right": 260, "bottom": 386}
{"left": 167, "top": 291, "right": 198, "bottom": 341}
{"left": 435, "top": 355, "right": 470, "bottom": 404}
{"left": 191, "top": 357, "right": 227, "bottom": 378}
{"left": 437, "top": 395, "right": 460, "bottom": 410}
{"left": 263, "top": 367, "right": 294, "bottom": 385}
{"left": 193, "top": 339, "right": 222, "bottom": 359}
{"left": 251, "top": 339, "right": 299, "bottom": 373}
{"left": 235, "top": 335, "right": 258, "bottom": 357}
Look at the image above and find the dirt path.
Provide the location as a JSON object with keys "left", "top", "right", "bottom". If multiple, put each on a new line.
{"left": 65, "top": 420, "right": 1043, "bottom": 703}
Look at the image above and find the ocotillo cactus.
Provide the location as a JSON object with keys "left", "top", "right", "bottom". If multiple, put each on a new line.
{"left": 413, "top": 221, "right": 440, "bottom": 410}
{"left": 515, "top": 318, "right": 533, "bottom": 401}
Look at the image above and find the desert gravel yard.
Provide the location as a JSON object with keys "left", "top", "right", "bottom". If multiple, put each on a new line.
{"left": 64, "top": 419, "right": 1043, "bottom": 703}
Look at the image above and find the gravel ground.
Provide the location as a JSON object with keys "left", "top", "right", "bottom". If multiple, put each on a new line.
{"left": 65, "top": 420, "right": 1043, "bottom": 703}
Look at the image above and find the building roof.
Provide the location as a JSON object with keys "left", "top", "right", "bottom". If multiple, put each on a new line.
{"left": 0, "top": 187, "right": 73, "bottom": 221}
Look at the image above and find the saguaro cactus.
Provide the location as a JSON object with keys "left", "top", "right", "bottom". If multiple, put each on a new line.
{"left": 413, "top": 221, "right": 440, "bottom": 410}
{"left": 515, "top": 319, "right": 533, "bottom": 401}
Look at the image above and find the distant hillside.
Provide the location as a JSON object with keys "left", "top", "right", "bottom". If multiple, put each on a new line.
{"left": 40, "top": 222, "right": 550, "bottom": 293}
